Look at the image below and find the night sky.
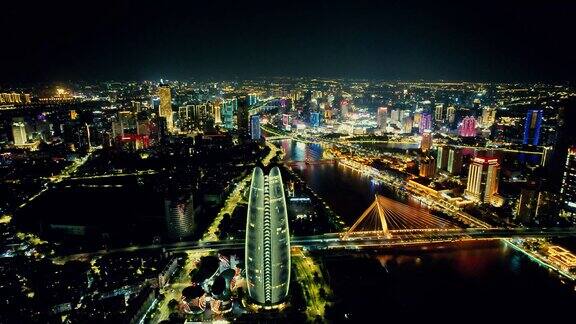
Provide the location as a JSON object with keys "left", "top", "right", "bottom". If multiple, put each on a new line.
{"left": 2, "top": 1, "right": 575, "bottom": 83}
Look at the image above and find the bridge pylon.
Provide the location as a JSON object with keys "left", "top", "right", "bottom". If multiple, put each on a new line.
{"left": 342, "top": 194, "right": 460, "bottom": 240}
{"left": 342, "top": 195, "right": 390, "bottom": 240}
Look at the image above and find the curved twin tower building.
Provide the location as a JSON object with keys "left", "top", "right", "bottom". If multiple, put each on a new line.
{"left": 245, "top": 166, "right": 291, "bottom": 307}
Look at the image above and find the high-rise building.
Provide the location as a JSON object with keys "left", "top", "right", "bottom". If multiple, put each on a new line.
{"left": 400, "top": 109, "right": 410, "bottom": 121}
{"left": 420, "top": 130, "right": 432, "bottom": 152}
{"left": 310, "top": 112, "right": 320, "bottom": 128}
{"left": 402, "top": 116, "right": 413, "bottom": 134}
{"left": 118, "top": 111, "right": 136, "bottom": 134}
{"left": 377, "top": 107, "right": 388, "bottom": 132}
{"left": 282, "top": 114, "right": 290, "bottom": 129}
{"left": 447, "top": 147, "right": 463, "bottom": 175}
{"left": 250, "top": 115, "right": 261, "bottom": 140}
{"left": 465, "top": 157, "right": 500, "bottom": 203}
{"left": 164, "top": 194, "right": 195, "bottom": 241}
{"left": 419, "top": 155, "right": 436, "bottom": 178}
{"left": 237, "top": 102, "right": 250, "bottom": 135}
{"left": 560, "top": 147, "right": 576, "bottom": 218}
{"left": 131, "top": 100, "right": 142, "bottom": 113}
{"left": 158, "top": 85, "right": 173, "bottom": 132}
{"left": 523, "top": 110, "right": 543, "bottom": 146}
{"left": 436, "top": 146, "right": 449, "bottom": 170}
{"left": 12, "top": 121, "right": 27, "bottom": 145}
{"left": 446, "top": 106, "right": 456, "bottom": 125}
{"left": 63, "top": 121, "right": 92, "bottom": 152}
{"left": 221, "top": 98, "right": 237, "bottom": 130}
{"left": 419, "top": 113, "right": 432, "bottom": 134}
{"left": 340, "top": 99, "right": 350, "bottom": 120}
{"left": 434, "top": 104, "right": 444, "bottom": 122}
{"left": 413, "top": 112, "right": 422, "bottom": 128}
{"left": 473, "top": 98, "right": 481, "bottom": 111}
{"left": 517, "top": 181, "right": 540, "bottom": 224}
{"left": 245, "top": 167, "right": 291, "bottom": 307}
{"left": 390, "top": 109, "right": 400, "bottom": 123}
{"left": 178, "top": 106, "right": 189, "bottom": 120}
{"left": 459, "top": 116, "right": 477, "bottom": 137}
{"left": 481, "top": 107, "right": 496, "bottom": 127}
{"left": 549, "top": 101, "right": 576, "bottom": 192}
{"left": 248, "top": 94, "right": 258, "bottom": 106}
{"left": 151, "top": 96, "right": 160, "bottom": 112}
{"left": 212, "top": 104, "right": 222, "bottom": 125}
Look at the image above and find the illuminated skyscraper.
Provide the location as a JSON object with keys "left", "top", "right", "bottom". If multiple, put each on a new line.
{"left": 419, "top": 113, "right": 432, "bottom": 134}
{"left": 390, "top": 109, "right": 400, "bottom": 123}
{"left": 282, "top": 114, "right": 290, "bottom": 129}
{"left": 517, "top": 180, "right": 540, "bottom": 224}
{"left": 481, "top": 107, "right": 496, "bottom": 126}
{"left": 402, "top": 116, "right": 413, "bottom": 134}
{"left": 420, "top": 130, "right": 432, "bottom": 152}
{"left": 459, "top": 116, "right": 477, "bottom": 137}
{"left": 310, "top": 112, "right": 320, "bottom": 128}
{"left": 434, "top": 104, "right": 444, "bottom": 122}
{"left": 523, "top": 110, "right": 543, "bottom": 146}
{"left": 158, "top": 85, "right": 173, "bottom": 132}
{"left": 250, "top": 115, "right": 261, "bottom": 140}
{"left": 221, "top": 98, "right": 237, "bottom": 130}
{"left": 473, "top": 98, "right": 481, "bottom": 111}
{"left": 165, "top": 194, "right": 195, "bottom": 241}
{"left": 446, "top": 106, "right": 456, "bottom": 125}
{"left": 12, "top": 121, "right": 27, "bottom": 145}
{"left": 465, "top": 157, "right": 500, "bottom": 203}
{"left": 419, "top": 155, "right": 436, "bottom": 178}
{"left": 377, "top": 107, "right": 388, "bottom": 132}
{"left": 436, "top": 146, "right": 449, "bottom": 170}
{"left": 248, "top": 94, "right": 258, "bottom": 106}
{"left": 151, "top": 96, "right": 160, "bottom": 112}
{"left": 447, "top": 147, "right": 463, "bottom": 175}
{"left": 245, "top": 167, "right": 291, "bottom": 307}
{"left": 560, "top": 147, "right": 576, "bottom": 218}
{"left": 340, "top": 99, "right": 350, "bottom": 120}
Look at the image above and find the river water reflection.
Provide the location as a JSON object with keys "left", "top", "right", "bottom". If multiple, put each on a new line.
{"left": 277, "top": 139, "right": 575, "bottom": 320}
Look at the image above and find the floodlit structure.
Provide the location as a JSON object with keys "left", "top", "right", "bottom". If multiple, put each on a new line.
{"left": 12, "top": 121, "right": 27, "bottom": 145}
{"left": 523, "top": 109, "right": 543, "bottom": 146}
{"left": 459, "top": 116, "right": 477, "bottom": 137}
{"left": 377, "top": 107, "right": 388, "bottom": 131}
{"left": 158, "top": 85, "right": 173, "bottom": 132}
{"left": 245, "top": 167, "right": 291, "bottom": 307}
{"left": 419, "top": 113, "right": 432, "bottom": 134}
{"left": 164, "top": 194, "right": 195, "bottom": 241}
{"left": 420, "top": 130, "right": 433, "bottom": 152}
{"left": 465, "top": 157, "right": 500, "bottom": 203}
{"left": 343, "top": 195, "right": 459, "bottom": 239}
{"left": 250, "top": 115, "right": 261, "bottom": 140}
{"left": 561, "top": 147, "right": 576, "bottom": 217}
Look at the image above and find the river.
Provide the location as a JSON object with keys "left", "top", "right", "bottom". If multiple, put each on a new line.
{"left": 276, "top": 138, "right": 575, "bottom": 322}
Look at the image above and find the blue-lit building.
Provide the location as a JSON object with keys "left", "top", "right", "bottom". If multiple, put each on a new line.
{"left": 248, "top": 94, "right": 258, "bottom": 106}
{"left": 523, "top": 110, "right": 543, "bottom": 145}
{"left": 250, "top": 115, "right": 261, "bottom": 140}
{"left": 310, "top": 112, "right": 320, "bottom": 128}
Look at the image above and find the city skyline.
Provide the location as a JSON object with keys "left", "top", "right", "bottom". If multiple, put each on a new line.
{"left": 2, "top": 76, "right": 576, "bottom": 323}
{"left": 2, "top": 1, "right": 576, "bottom": 323}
